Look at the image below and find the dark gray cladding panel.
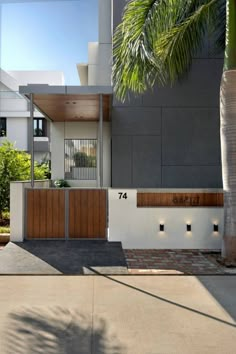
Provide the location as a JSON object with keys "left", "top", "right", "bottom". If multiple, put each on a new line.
{"left": 112, "top": 135, "right": 132, "bottom": 187}
{"left": 162, "top": 108, "right": 221, "bottom": 166}
{"left": 142, "top": 59, "right": 223, "bottom": 107}
{"left": 112, "top": 108, "right": 161, "bottom": 136}
{"left": 162, "top": 166, "right": 222, "bottom": 188}
{"left": 34, "top": 140, "right": 50, "bottom": 153}
{"left": 113, "top": 0, "right": 127, "bottom": 30}
{"left": 132, "top": 136, "right": 162, "bottom": 187}
{"left": 113, "top": 92, "right": 143, "bottom": 107}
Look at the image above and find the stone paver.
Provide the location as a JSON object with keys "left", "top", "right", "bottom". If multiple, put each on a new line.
{"left": 124, "top": 249, "right": 225, "bottom": 274}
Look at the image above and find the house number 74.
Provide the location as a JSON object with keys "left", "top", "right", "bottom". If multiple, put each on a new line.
{"left": 118, "top": 192, "right": 128, "bottom": 199}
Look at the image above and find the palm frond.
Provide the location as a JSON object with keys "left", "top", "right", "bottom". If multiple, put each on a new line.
{"left": 155, "top": 0, "right": 222, "bottom": 84}
{"left": 112, "top": 0, "right": 226, "bottom": 101}
{"left": 113, "top": 0, "right": 168, "bottom": 101}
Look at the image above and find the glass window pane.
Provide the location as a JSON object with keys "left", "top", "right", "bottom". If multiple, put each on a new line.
{"left": 65, "top": 139, "right": 97, "bottom": 180}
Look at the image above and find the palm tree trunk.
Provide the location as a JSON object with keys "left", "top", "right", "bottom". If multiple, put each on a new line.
{"left": 221, "top": 0, "right": 236, "bottom": 261}
{"left": 221, "top": 70, "right": 236, "bottom": 261}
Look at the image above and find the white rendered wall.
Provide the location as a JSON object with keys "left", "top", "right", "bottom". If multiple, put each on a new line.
{"left": 7, "top": 71, "right": 65, "bottom": 85}
{"left": 0, "top": 117, "right": 28, "bottom": 150}
{"left": 51, "top": 122, "right": 111, "bottom": 187}
{"left": 0, "top": 97, "right": 27, "bottom": 112}
{"left": 87, "top": 0, "right": 112, "bottom": 85}
{"left": 99, "top": 0, "right": 112, "bottom": 43}
{"left": 108, "top": 189, "right": 223, "bottom": 249}
{"left": 10, "top": 180, "right": 50, "bottom": 242}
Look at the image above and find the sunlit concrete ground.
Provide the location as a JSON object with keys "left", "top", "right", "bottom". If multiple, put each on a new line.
{"left": 0, "top": 275, "right": 236, "bottom": 354}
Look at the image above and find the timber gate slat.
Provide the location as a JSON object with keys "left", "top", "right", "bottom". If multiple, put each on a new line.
{"left": 27, "top": 189, "right": 65, "bottom": 239}
{"left": 69, "top": 189, "right": 107, "bottom": 239}
{"left": 26, "top": 189, "right": 107, "bottom": 239}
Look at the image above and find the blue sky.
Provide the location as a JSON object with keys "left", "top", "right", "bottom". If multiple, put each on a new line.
{"left": 0, "top": 0, "right": 98, "bottom": 84}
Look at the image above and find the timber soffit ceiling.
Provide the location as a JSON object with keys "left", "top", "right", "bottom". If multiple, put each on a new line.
{"left": 19, "top": 85, "right": 113, "bottom": 122}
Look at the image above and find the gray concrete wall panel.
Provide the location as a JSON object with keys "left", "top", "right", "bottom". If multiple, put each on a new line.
{"left": 162, "top": 108, "right": 221, "bottom": 166}
{"left": 34, "top": 140, "right": 50, "bottom": 153}
{"left": 112, "top": 108, "right": 161, "bottom": 136}
{"left": 113, "top": 93, "right": 142, "bottom": 107}
{"left": 132, "top": 136, "right": 161, "bottom": 187}
{"left": 112, "top": 136, "right": 132, "bottom": 187}
{"left": 162, "top": 166, "right": 222, "bottom": 188}
{"left": 142, "top": 60, "right": 223, "bottom": 107}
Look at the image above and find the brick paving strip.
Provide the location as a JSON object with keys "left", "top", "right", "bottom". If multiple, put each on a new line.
{"left": 124, "top": 249, "right": 230, "bottom": 275}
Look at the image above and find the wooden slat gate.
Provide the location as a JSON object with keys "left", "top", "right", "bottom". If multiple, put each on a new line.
{"left": 26, "top": 189, "right": 107, "bottom": 239}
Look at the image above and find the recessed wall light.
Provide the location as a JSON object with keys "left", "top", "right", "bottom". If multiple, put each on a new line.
{"left": 159, "top": 224, "right": 164, "bottom": 232}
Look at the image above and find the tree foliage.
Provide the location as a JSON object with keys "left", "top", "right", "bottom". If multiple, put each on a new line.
{"left": 113, "top": 0, "right": 226, "bottom": 101}
{"left": 0, "top": 140, "right": 49, "bottom": 217}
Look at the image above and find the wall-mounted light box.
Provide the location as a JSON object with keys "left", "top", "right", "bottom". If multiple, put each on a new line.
{"left": 159, "top": 224, "right": 164, "bottom": 232}
{"left": 186, "top": 224, "right": 191, "bottom": 232}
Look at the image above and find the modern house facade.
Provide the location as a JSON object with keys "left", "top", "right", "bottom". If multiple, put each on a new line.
{"left": 22, "top": 0, "right": 223, "bottom": 189}
{"left": 0, "top": 69, "right": 64, "bottom": 162}
{"left": 10, "top": 0, "right": 224, "bottom": 249}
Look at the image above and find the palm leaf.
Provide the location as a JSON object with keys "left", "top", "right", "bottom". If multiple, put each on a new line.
{"left": 112, "top": 0, "right": 226, "bottom": 100}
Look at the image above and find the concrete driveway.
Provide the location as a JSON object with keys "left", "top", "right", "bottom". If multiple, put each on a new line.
{"left": 0, "top": 275, "right": 235, "bottom": 354}
{"left": 0, "top": 241, "right": 128, "bottom": 274}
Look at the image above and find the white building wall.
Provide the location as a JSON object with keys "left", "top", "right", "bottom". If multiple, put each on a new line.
{"left": 1, "top": 117, "right": 29, "bottom": 150}
{"left": 51, "top": 122, "right": 65, "bottom": 180}
{"left": 108, "top": 189, "right": 223, "bottom": 249}
{"left": 81, "top": 0, "right": 112, "bottom": 86}
{"left": 99, "top": 0, "right": 112, "bottom": 44}
{"left": 51, "top": 121, "right": 111, "bottom": 187}
{"left": 0, "top": 97, "right": 27, "bottom": 112}
{"left": 7, "top": 71, "right": 65, "bottom": 85}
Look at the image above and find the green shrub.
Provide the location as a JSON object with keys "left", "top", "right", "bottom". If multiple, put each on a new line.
{"left": 0, "top": 140, "right": 49, "bottom": 218}
{"left": 73, "top": 151, "right": 96, "bottom": 168}
{"left": 54, "top": 179, "right": 70, "bottom": 188}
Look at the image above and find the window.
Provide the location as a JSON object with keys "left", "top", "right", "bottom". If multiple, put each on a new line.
{"left": 65, "top": 139, "right": 97, "bottom": 180}
{"left": 34, "top": 118, "right": 46, "bottom": 137}
{"left": 0, "top": 118, "right": 6, "bottom": 137}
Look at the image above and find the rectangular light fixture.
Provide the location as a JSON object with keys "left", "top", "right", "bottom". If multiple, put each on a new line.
{"left": 160, "top": 224, "right": 164, "bottom": 232}
{"left": 186, "top": 224, "right": 191, "bottom": 232}
{"left": 213, "top": 224, "right": 219, "bottom": 232}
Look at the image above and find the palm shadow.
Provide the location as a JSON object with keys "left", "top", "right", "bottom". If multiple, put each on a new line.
{"left": 3, "top": 307, "right": 125, "bottom": 354}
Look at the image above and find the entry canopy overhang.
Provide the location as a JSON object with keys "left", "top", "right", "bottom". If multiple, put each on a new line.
{"left": 19, "top": 85, "right": 113, "bottom": 122}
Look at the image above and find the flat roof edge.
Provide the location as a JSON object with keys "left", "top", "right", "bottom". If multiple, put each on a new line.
{"left": 19, "top": 85, "right": 113, "bottom": 95}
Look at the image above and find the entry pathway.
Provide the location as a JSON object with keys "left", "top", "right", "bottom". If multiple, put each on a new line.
{"left": 125, "top": 249, "right": 225, "bottom": 274}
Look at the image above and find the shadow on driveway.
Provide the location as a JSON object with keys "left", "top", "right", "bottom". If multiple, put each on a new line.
{"left": 3, "top": 307, "right": 125, "bottom": 354}
{"left": 0, "top": 241, "right": 128, "bottom": 275}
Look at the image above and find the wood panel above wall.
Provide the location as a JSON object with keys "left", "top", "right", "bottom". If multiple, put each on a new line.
{"left": 137, "top": 192, "right": 224, "bottom": 207}
{"left": 32, "top": 94, "right": 111, "bottom": 122}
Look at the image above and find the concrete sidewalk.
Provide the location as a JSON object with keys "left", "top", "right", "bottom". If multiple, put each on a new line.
{"left": 0, "top": 275, "right": 236, "bottom": 354}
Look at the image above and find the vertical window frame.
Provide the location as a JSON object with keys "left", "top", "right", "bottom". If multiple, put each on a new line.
{"left": 0, "top": 118, "right": 7, "bottom": 137}
{"left": 34, "top": 118, "right": 46, "bottom": 137}
{"left": 64, "top": 139, "right": 97, "bottom": 180}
